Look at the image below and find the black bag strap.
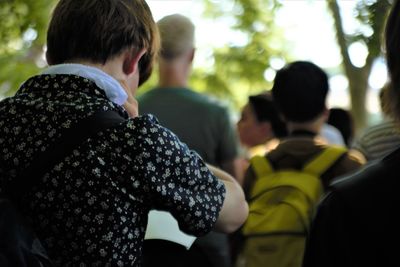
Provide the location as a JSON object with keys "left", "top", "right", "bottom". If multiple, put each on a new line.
{"left": 6, "top": 109, "right": 125, "bottom": 201}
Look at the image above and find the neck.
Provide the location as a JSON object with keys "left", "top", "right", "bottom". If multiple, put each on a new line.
{"left": 287, "top": 115, "right": 325, "bottom": 135}
{"left": 67, "top": 59, "right": 125, "bottom": 82}
{"left": 158, "top": 57, "right": 190, "bottom": 88}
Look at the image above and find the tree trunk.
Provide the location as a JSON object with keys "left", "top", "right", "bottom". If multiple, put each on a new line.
{"left": 347, "top": 68, "right": 369, "bottom": 133}
{"left": 327, "top": 0, "right": 369, "bottom": 133}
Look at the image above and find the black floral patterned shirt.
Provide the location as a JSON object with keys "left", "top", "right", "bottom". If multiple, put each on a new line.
{"left": 0, "top": 74, "right": 226, "bottom": 266}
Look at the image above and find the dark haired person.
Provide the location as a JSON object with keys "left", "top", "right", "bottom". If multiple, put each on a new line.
{"left": 231, "top": 92, "right": 287, "bottom": 263}
{"left": 237, "top": 92, "right": 287, "bottom": 158}
{"left": 302, "top": 2, "right": 400, "bottom": 266}
{"left": 236, "top": 92, "right": 287, "bottom": 188}
{"left": 0, "top": 0, "right": 248, "bottom": 266}
{"left": 268, "top": 61, "right": 363, "bottom": 191}
{"left": 239, "top": 61, "right": 364, "bottom": 267}
{"left": 327, "top": 107, "right": 354, "bottom": 147}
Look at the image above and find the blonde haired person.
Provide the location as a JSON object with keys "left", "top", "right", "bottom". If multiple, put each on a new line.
{"left": 139, "top": 14, "right": 242, "bottom": 267}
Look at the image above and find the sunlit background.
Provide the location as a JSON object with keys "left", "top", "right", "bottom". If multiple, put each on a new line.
{"left": 0, "top": 0, "right": 391, "bottom": 130}
{"left": 147, "top": 0, "right": 387, "bottom": 122}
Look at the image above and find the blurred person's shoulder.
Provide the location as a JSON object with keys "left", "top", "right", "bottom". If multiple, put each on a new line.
{"left": 186, "top": 89, "right": 230, "bottom": 111}
{"left": 330, "top": 147, "right": 400, "bottom": 203}
{"left": 346, "top": 148, "right": 366, "bottom": 165}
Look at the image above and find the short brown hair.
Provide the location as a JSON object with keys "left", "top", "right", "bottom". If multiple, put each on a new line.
{"left": 46, "top": 0, "right": 159, "bottom": 85}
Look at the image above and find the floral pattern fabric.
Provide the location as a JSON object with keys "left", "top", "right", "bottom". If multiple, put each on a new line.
{"left": 0, "top": 74, "right": 226, "bottom": 266}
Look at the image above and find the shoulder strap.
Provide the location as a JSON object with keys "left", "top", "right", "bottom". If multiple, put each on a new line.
{"left": 6, "top": 110, "right": 125, "bottom": 201}
{"left": 303, "top": 146, "right": 347, "bottom": 176}
{"left": 250, "top": 155, "right": 274, "bottom": 177}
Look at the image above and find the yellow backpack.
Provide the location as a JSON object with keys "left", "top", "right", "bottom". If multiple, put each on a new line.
{"left": 240, "top": 146, "right": 347, "bottom": 267}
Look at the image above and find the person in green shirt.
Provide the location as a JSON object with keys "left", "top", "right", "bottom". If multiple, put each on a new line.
{"left": 138, "top": 14, "right": 241, "bottom": 267}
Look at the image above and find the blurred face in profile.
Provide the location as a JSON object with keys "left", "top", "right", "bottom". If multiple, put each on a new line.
{"left": 237, "top": 104, "right": 273, "bottom": 148}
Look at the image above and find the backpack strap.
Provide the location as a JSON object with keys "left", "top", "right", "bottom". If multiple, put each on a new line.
{"left": 250, "top": 155, "right": 274, "bottom": 178}
{"left": 249, "top": 147, "right": 347, "bottom": 202}
{"left": 303, "top": 146, "right": 347, "bottom": 176}
{"left": 5, "top": 109, "right": 125, "bottom": 201}
{"left": 249, "top": 156, "right": 275, "bottom": 199}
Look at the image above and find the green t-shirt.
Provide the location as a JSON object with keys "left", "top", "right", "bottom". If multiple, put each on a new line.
{"left": 138, "top": 87, "right": 239, "bottom": 167}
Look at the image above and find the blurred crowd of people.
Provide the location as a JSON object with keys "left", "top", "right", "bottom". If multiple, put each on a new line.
{"left": 1, "top": 0, "right": 400, "bottom": 266}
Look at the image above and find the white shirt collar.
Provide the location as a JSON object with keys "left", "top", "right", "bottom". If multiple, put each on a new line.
{"left": 41, "top": 63, "right": 128, "bottom": 105}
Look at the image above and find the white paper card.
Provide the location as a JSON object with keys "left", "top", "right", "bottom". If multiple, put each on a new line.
{"left": 144, "top": 210, "right": 197, "bottom": 250}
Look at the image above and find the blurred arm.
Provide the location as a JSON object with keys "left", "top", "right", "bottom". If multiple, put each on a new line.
{"left": 206, "top": 164, "right": 249, "bottom": 233}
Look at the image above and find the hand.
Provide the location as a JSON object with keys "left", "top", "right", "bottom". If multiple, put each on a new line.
{"left": 118, "top": 79, "right": 139, "bottom": 118}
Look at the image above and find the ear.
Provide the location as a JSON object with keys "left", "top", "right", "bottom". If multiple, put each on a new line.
{"left": 188, "top": 48, "right": 195, "bottom": 63}
{"left": 122, "top": 48, "right": 147, "bottom": 76}
{"left": 322, "top": 107, "right": 330, "bottom": 122}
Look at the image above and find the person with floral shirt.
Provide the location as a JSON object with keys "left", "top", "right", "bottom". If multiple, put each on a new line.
{"left": 0, "top": 0, "right": 248, "bottom": 266}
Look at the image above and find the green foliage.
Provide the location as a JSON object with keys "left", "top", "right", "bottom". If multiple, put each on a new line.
{"left": 0, "top": 0, "right": 56, "bottom": 97}
{"left": 191, "top": 0, "right": 286, "bottom": 110}
{"left": 355, "top": 0, "right": 391, "bottom": 58}
{"left": 0, "top": 0, "right": 53, "bottom": 52}
{"left": 343, "top": 0, "right": 391, "bottom": 59}
{"left": 0, "top": 51, "right": 41, "bottom": 97}
{"left": 0, "top": 0, "right": 286, "bottom": 110}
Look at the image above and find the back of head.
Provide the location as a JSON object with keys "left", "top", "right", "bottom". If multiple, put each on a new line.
{"left": 248, "top": 93, "right": 288, "bottom": 138}
{"left": 157, "top": 14, "right": 195, "bottom": 60}
{"left": 327, "top": 108, "right": 354, "bottom": 146}
{"left": 272, "top": 61, "right": 329, "bottom": 123}
{"left": 385, "top": 0, "right": 400, "bottom": 121}
{"left": 46, "top": 0, "right": 159, "bottom": 85}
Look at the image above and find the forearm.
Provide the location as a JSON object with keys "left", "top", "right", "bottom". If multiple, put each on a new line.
{"left": 220, "top": 158, "right": 244, "bottom": 183}
{"left": 206, "top": 164, "right": 249, "bottom": 233}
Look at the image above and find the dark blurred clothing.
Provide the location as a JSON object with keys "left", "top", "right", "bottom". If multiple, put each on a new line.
{"left": 303, "top": 147, "right": 400, "bottom": 267}
{"left": 244, "top": 135, "right": 364, "bottom": 197}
